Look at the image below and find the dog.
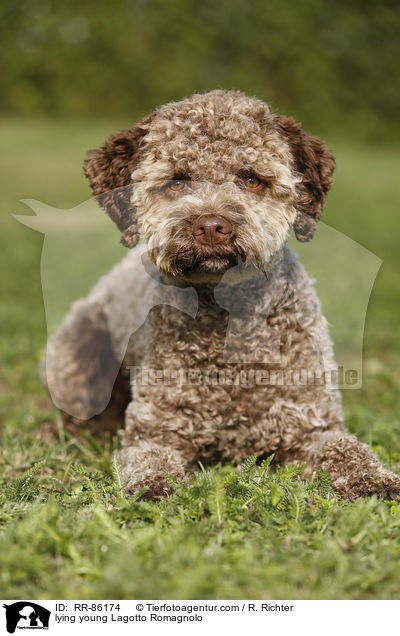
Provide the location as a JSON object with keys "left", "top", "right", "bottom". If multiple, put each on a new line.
{"left": 43, "top": 89, "right": 400, "bottom": 501}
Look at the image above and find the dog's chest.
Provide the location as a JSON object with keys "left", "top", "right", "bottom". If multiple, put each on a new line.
{"left": 127, "top": 272, "right": 334, "bottom": 461}
{"left": 143, "top": 283, "right": 310, "bottom": 389}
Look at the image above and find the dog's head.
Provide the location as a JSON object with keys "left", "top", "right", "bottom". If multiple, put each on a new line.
{"left": 84, "top": 90, "right": 334, "bottom": 281}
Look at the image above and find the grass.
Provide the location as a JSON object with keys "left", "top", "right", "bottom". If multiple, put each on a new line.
{"left": 1, "top": 117, "right": 400, "bottom": 599}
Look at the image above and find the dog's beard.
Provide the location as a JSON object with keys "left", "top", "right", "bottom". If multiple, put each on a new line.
{"left": 152, "top": 236, "right": 247, "bottom": 282}
{"left": 174, "top": 244, "right": 243, "bottom": 274}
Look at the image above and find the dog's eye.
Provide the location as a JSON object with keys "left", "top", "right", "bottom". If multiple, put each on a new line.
{"left": 168, "top": 180, "right": 187, "bottom": 192}
{"left": 243, "top": 176, "right": 263, "bottom": 191}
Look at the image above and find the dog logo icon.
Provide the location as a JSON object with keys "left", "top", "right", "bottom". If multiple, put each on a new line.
{"left": 2, "top": 602, "right": 51, "bottom": 633}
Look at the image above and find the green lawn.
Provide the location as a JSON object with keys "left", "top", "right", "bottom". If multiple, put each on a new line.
{"left": 1, "top": 118, "right": 400, "bottom": 599}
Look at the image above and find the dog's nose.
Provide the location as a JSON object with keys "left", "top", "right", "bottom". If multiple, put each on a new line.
{"left": 192, "top": 215, "right": 232, "bottom": 246}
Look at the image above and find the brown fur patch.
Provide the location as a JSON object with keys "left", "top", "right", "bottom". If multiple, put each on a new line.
{"left": 274, "top": 115, "right": 335, "bottom": 241}
{"left": 83, "top": 114, "right": 155, "bottom": 247}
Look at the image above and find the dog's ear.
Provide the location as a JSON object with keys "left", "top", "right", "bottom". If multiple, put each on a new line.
{"left": 83, "top": 114, "right": 155, "bottom": 248}
{"left": 275, "top": 116, "right": 335, "bottom": 242}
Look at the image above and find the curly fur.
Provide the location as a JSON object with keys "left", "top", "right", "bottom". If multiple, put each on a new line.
{"left": 43, "top": 90, "right": 400, "bottom": 501}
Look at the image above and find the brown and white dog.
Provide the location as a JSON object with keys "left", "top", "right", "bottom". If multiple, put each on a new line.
{"left": 43, "top": 90, "right": 400, "bottom": 500}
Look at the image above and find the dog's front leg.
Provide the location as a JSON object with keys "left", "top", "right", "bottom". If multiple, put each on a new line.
{"left": 42, "top": 299, "right": 121, "bottom": 420}
{"left": 118, "top": 391, "right": 200, "bottom": 499}
{"left": 278, "top": 428, "right": 400, "bottom": 501}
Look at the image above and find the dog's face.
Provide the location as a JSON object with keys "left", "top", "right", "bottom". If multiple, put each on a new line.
{"left": 84, "top": 90, "right": 335, "bottom": 281}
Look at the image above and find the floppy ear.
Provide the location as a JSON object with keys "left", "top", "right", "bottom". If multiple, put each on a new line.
{"left": 275, "top": 116, "right": 335, "bottom": 242}
{"left": 83, "top": 113, "right": 155, "bottom": 248}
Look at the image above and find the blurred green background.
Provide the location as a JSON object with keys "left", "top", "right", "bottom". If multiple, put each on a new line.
{"left": 1, "top": 0, "right": 400, "bottom": 140}
{"left": 1, "top": 0, "right": 400, "bottom": 600}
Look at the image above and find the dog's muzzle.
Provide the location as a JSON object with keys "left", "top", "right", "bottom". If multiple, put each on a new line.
{"left": 160, "top": 212, "right": 246, "bottom": 278}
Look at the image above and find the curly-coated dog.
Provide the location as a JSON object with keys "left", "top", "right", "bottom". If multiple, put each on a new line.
{"left": 43, "top": 89, "right": 400, "bottom": 501}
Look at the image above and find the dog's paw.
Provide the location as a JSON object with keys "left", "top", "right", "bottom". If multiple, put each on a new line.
{"left": 333, "top": 468, "right": 400, "bottom": 502}
{"left": 118, "top": 442, "right": 187, "bottom": 500}
{"left": 374, "top": 469, "right": 400, "bottom": 501}
{"left": 124, "top": 473, "right": 175, "bottom": 500}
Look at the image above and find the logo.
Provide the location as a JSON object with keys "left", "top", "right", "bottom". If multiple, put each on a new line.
{"left": 2, "top": 603, "right": 50, "bottom": 634}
